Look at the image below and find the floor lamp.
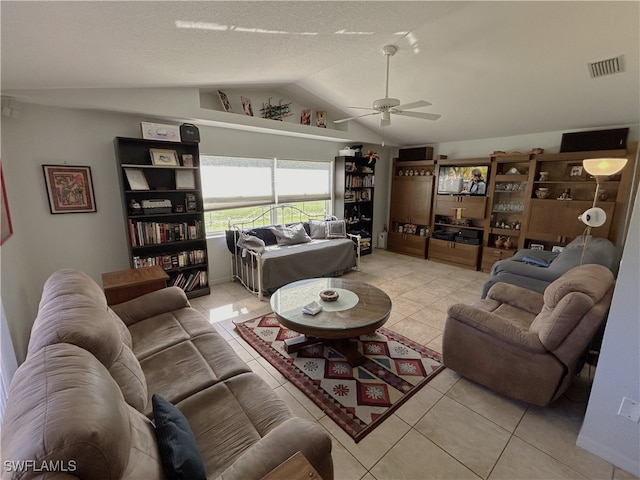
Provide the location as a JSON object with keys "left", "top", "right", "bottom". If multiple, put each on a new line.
{"left": 578, "top": 157, "right": 628, "bottom": 264}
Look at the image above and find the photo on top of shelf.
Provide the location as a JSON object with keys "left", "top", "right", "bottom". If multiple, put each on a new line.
{"left": 301, "top": 109, "right": 311, "bottom": 125}
{"left": 437, "top": 165, "right": 489, "bottom": 195}
{"left": 241, "top": 96, "right": 254, "bottom": 116}
{"left": 218, "top": 90, "right": 233, "bottom": 112}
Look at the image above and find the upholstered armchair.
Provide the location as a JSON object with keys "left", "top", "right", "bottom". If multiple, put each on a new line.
{"left": 443, "top": 264, "right": 615, "bottom": 406}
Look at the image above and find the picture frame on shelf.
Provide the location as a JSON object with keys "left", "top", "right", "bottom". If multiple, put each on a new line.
{"left": 218, "top": 90, "right": 233, "bottom": 112}
{"left": 316, "top": 111, "right": 327, "bottom": 128}
{"left": 181, "top": 154, "right": 194, "bottom": 167}
{"left": 124, "top": 168, "right": 150, "bottom": 191}
{"left": 241, "top": 96, "right": 254, "bottom": 116}
{"left": 300, "top": 109, "right": 311, "bottom": 125}
{"left": 566, "top": 163, "right": 588, "bottom": 180}
{"left": 42, "top": 165, "right": 97, "bottom": 214}
{"left": 529, "top": 243, "right": 545, "bottom": 250}
{"left": 150, "top": 148, "right": 179, "bottom": 166}
{"left": 175, "top": 169, "right": 196, "bottom": 190}
{"left": 552, "top": 245, "right": 565, "bottom": 253}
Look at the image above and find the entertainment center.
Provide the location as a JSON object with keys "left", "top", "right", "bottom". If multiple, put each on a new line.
{"left": 385, "top": 142, "right": 637, "bottom": 271}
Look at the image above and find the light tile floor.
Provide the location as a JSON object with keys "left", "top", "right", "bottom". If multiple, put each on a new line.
{"left": 190, "top": 250, "right": 638, "bottom": 480}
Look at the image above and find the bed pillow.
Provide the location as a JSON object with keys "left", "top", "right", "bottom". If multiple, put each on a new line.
{"left": 270, "top": 223, "right": 312, "bottom": 246}
{"left": 236, "top": 233, "right": 266, "bottom": 254}
{"left": 309, "top": 219, "right": 327, "bottom": 239}
{"left": 152, "top": 394, "right": 206, "bottom": 480}
{"left": 325, "top": 219, "right": 347, "bottom": 239}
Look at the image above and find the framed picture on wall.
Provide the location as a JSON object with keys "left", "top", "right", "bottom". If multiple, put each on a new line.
{"left": 42, "top": 165, "right": 97, "bottom": 214}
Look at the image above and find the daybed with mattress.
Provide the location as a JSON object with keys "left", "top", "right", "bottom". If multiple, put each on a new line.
{"left": 226, "top": 205, "right": 360, "bottom": 299}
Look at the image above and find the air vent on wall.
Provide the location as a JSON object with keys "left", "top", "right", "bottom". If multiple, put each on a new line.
{"left": 588, "top": 55, "right": 624, "bottom": 78}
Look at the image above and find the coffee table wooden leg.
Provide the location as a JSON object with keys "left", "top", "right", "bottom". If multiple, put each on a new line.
{"left": 328, "top": 339, "right": 367, "bottom": 367}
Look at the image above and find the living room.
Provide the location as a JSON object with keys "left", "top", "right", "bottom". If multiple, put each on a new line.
{"left": 1, "top": 2, "right": 639, "bottom": 479}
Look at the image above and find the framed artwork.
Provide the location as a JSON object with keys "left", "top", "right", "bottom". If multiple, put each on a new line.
{"left": 124, "top": 168, "right": 150, "bottom": 190}
{"left": 150, "top": 149, "right": 179, "bottom": 166}
{"left": 241, "top": 96, "right": 254, "bottom": 116}
{"left": 566, "top": 163, "right": 587, "bottom": 180}
{"left": 181, "top": 154, "right": 194, "bottom": 167}
{"left": 316, "top": 111, "right": 327, "bottom": 128}
{"left": 218, "top": 90, "right": 233, "bottom": 112}
{"left": 1, "top": 162, "right": 13, "bottom": 244}
{"left": 175, "top": 169, "right": 195, "bottom": 189}
{"left": 42, "top": 165, "right": 97, "bottom": 214}
{"left": 529, "top": 243, "right": 545, "bottom": 250}
{"left": 301, "top": 109, "right": 311, "bottom": 125}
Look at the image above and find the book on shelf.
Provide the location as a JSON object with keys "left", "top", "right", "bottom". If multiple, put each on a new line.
{"left": 169, "top": 270, "right": 208, "bottom": 292}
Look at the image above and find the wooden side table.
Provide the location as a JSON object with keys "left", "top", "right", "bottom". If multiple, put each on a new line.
{"left": 261, "top": 452, "right": 322, "bottom": 480}
{"left": 102, "top": 266, "right": 169, "bottom": 305}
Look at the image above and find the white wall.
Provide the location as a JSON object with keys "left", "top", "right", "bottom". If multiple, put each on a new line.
{"left": 577, "top": 186, "right": 640, "bottom": 476}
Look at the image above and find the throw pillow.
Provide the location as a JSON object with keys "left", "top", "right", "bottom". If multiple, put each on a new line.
{"left": 152, "top": 394, "right": 206, "bottom": 480}
{"left": 325, "top": 219, "right": 347, "bottom": 239}
{"left": 270, "top": 223, "right": 312, "bottom": 246}
{"left": 309, "top": 219, "right": 327, "bottom": 239}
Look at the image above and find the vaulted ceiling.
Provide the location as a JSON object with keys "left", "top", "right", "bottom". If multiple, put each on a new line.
{"left": 2, "top": 1, "right": 639, "bottom": 146}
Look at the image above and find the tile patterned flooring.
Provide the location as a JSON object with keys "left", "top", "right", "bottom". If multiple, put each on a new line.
{"left": 190, "top": 250, "right": 637, "bottom": 480}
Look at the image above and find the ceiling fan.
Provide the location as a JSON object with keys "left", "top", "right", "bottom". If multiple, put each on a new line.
{"left": 334, "top": 45, "right": 441, "bottom": 128}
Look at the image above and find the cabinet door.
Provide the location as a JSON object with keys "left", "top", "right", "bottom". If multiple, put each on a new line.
{"left": 527, "top": 199, "right": 614, "bottom": 241}
{"left": 389, "top": 177, "right": 413, "bottom": 224}
{"left": 408, "top": 176, "right": 434, "bottom": 225}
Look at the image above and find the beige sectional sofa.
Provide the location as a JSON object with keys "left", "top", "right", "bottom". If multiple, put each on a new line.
{"left": 2, "top": 269, "right": 333, "bottom": 479}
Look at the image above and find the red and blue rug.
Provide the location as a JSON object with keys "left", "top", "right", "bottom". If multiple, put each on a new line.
{"left": 234, "top": 314, "right": 444, "bottom": 442}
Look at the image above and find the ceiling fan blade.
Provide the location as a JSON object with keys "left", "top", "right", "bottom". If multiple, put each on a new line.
{"left": 333, "top": 112, "right": 380, "bottom": 124}
{"left": 395, "top": 100, "right": 432, "bottom": 110}
{"left": 393, "top": 110, "right": 441, "bottom": 121}
{"left": 345, "top": 106, "right": 377, "bottom": 111}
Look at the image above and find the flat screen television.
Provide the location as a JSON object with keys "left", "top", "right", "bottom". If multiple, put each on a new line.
{"left": 437, "top": 165, "right": 490, "bottom": 195}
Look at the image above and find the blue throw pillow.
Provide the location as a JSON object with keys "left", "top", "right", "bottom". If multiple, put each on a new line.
{"left": 152, "top": 394, "right": 206, "bottom": 480}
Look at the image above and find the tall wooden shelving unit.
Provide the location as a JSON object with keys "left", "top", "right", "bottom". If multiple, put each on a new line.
{"left": 334, "top": 156, "right": 375, "bottom": 255}
{"left": 387, "top": 159, "right": 435, "bottom": 258}
{"left": 114, "top": 137, "right": 210, "bottom": 298}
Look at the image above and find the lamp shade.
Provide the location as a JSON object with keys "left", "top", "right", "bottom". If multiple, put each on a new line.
{"left": 579, "top": 207, "right": 607, "bottom": 227}
{"left": 582, "top": 158, "right": 627, "bottom": 177}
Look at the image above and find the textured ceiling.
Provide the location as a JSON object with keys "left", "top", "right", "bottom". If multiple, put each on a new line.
{"left": 2, "top": 1, "right": 639, "bottom": 145}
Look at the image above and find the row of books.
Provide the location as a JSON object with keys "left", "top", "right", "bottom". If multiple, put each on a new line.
{"left": 132, "top": 249, "right": 206, "bottom": 270}
{"left": 170, "top": 270, "right": 208, "bottom": 292}
{"left": 129, "top": 219, "right": 204, "bottom": 247}
{"left": 346, "top": 174, "right": 374, "bottom": 188}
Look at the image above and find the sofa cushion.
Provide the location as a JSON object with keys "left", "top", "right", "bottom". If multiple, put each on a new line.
{"left": 152, "top": 394, "right": 206, "bottom": 480}
{"left": 140, "top": 333, "right": 251, "bottom": 416}
{"left": 270, "top": 223, "right": 312, "bottom": 246}
{"left": 109, "top": 343, "right": 149, "bottom": 412}
{"left": 2, "top": 344, "right": 134, "bottom": 480}
{"left": 176, "top": 372, "right": 333, "bottom": 480}
{"left": 127, "top": 308, "right": 215, "bottom": 360}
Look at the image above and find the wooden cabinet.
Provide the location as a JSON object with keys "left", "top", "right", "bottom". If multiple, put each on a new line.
{"left": 388, "top": 159, "right": 434, "bottom": 258}
{"left": 481, "top": 154, "right": 534, "bottom": 272}
{"left": 114, "top": 137, "right": 210, "bottom": 299}
{"left": 434, "top": 194, "right": 487, "bottom": 219}
{"left": 481, "top": 247, "right": 516, "bottom": 273}
{"left": 387, "top": 231, "right": 428, "bottom": 258}
{"left": 524, "top": 146, "right": 636, "bottom": 249}
{"left": 334, "top": 156, "right": 375, "bottom": 255}
{"left": 429, "top": 238, "right": 480, "bottom": 269}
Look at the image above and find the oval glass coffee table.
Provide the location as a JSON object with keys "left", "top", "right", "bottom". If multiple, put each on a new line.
{"left": 270, "top": 278, "right": 392, "bottom": 365}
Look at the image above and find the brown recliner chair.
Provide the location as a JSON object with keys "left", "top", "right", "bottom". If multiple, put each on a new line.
{"left": 443, "top": 264, "right": 615, "bottom": 406}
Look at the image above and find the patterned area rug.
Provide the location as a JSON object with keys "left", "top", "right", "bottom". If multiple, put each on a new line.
{"left": 234, "top": 314, "right": 445, "bottom": 443}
